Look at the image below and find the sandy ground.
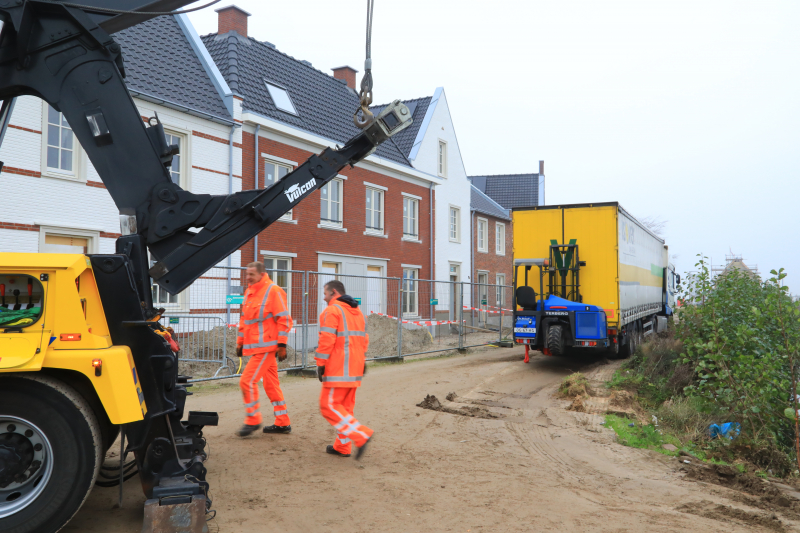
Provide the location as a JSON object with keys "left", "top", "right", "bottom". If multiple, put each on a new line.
{"left": 66, "top": 346, "right": 800, "bottom": 533}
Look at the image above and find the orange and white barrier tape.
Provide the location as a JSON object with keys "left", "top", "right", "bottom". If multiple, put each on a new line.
{"left": 462, "top": 305, "right": 509, "bottom": 315}
{"left": 369, "top": 311, "right": 462, "bottom": 327}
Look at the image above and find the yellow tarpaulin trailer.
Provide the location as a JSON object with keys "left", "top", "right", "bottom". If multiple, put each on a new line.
{"left": 512, "top": 202, "right": 668, "bottom": 332}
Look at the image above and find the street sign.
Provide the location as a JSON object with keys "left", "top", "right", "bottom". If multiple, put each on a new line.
{"left": 169, "top": 317, "right": 180, "bottom": 324}
{"left": 481, "top": 299, "right": 488, "bottom": 305}
{"left": 354, "top": 297, "right": 361, "bottom": 305}
{"left": 430, "top": 299, "right": 438, "bottom": 305}
{"left": 226, "top": 295, "right": 244, "bottom": 305}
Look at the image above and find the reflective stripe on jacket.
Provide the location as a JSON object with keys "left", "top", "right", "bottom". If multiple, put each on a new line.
{"left": 315, "top": 296, "right": 368, "bottom": 388}
{"left": 237, "top": 273, "right": 293, "bottom": 356}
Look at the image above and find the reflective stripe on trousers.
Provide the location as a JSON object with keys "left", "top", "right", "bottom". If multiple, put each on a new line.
{"left": 319, "top": 386, "right": 372, "bottom": 454}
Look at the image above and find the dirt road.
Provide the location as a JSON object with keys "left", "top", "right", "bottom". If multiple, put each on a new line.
{"left": 67, "top": 347, "right": 799, "bottom": 532}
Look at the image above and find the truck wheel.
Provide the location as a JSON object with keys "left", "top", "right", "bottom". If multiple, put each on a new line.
{"left": 0, "top": 375, "right": 102, "bottom": 533}
{"left": 547, "top": 325, "right": 565, "bottom": 357}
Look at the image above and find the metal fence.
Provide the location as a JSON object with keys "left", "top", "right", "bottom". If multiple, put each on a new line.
{"left": 161, "top": 265, "right": 513, "bottom": 382}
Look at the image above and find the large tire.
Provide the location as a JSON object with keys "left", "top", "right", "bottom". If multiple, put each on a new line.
{"left": 0, "top": 374, "right": 102, "bottom": 533}
{"left": 547, "top": 324, "right": 565, "bottom": 357}
{"left": 618, "top": 323, "right": 637, "bottom": 359}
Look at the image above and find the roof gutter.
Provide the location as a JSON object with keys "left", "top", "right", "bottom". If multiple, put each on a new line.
{"left": 241, "top": 110, "right": 443, "bottom": 186}
{"left": 128, "top": 90, "right": 235, "bottom": 126}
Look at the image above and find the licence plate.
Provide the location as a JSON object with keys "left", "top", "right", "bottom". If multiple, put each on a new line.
{"left": 514, "top": 328, "right": 536, "bottom": 334}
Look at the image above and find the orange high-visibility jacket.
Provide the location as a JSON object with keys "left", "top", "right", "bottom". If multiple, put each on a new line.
{"left": 237, "top": 274, "right": 293, "bottom": 356}
{"left": 315, "top": 296, "right": 369, "bottom": 387}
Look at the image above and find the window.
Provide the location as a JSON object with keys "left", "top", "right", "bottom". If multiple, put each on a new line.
{"left": 477, "top": 218, "right": 488, "bottom": 252}
{"left": 496, "top": 222, "right": 505, "bottom": 255}
{"left": 45, "top": 105, "right": 76, "bottom": 176}
{"left": 403, "top": 197, "right": 419, "bottom": 239}
{"left": 320, "top": 179, "right": 343, "bottom": 227}
{"left": 365, "top": 188, "right": 383, "bottom": 233}
{"left": 496, "top": 274, "right": 506, "bottom": 307}
{"left": 39, "top": 226, "right": 98, "bottom": 254}
{"left": 438, "top": 140, "right": 447, "bottom": 177}
{"left": 163, "top": 132, "right": 183, "bottom": 185}
{"left": 263, "top": 256, "right": 291, "bottom": 306}
{"left": 449, "top": 207, "right": 460, "bottom": 242}
{"left": 264, "top": 159, "right": 292, "bottom": 220}
{"left": 402, "top": 268, "right": 418, "bottom": 316}
{"left": 265, "top": 82, "right": 298, "bottom": 115}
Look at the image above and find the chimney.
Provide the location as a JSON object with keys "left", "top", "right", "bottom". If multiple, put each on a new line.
{"left": 331, "top": 66, "right": 358, "bottom": 90}
{"left": 539, "top": 160, "right": 544, "bottom": 176}
{"left": 216, "top": 5, "right": 251, "bottom": 37}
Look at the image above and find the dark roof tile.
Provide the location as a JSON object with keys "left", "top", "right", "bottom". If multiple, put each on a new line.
{"left": 468, "top": 173, "right": 540, "bottom": 210}
{"left": 471, "top": 185, "right": 511, "bottom": 221}
{"left": 202, "top": 32, "right": 411, "bottom": 166}
{"left": 115, "top": 16, "right": 231, "bottom": 121}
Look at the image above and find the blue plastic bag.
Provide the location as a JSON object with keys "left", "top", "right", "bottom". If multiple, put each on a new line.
{"left": 708, "top": 422, "right": 741, "bottom": 440}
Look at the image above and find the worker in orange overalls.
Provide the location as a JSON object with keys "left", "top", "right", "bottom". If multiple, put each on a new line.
{"left": 235, "top": 262, "right": 293, "bottom": 437}
{"left": 315, "top": 279, "right": 373, "bottom": 459}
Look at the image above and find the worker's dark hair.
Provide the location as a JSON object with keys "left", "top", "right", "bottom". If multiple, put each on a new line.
{"left": 246, "top": 261, "right": 265, "bottom": 273}
{"left": 324, "top": 280, "right": 345, "bottom": 296}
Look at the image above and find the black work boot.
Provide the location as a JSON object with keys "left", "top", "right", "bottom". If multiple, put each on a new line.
{"left": 262, "top": 424, "right": 292, "bottom": 434}
{"left": 236, "top": 424, "right": 261, "bottom": 437}
{"left": 355, "top": 434, "right": 373, "bottom": 461}
{"left": 326, "top": 445, "right": 351, "bottom": 457}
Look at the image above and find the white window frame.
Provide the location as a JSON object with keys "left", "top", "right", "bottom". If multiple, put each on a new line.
{"left": 438, "top": 139, "right": 447, "bottom": 178}
{"left": 365, "top": 187, "right": 384, "bottom": 235}
{"left": 147, "top": 251, "right": 188, "bottom": 311}
{"left": 402, "top": 268, "right": 419, "bottom": 317}
{"left": 477, "top": 217, "right": 488, "bottom": 253}
{"left": 162, "top": 127, "right": 191, "bottom": 190}
{"left": 41, "top": 101, "right": 84, "bottom": 182}
{"left": 262, "top": 255, "right": 292, "bottom": 309}
{"left": 263, "top": 155, "right": 295, "bottom": 221}
{"left": 496, "top": 273, "right": 506, "bottom": 307}
{"left": 265, "top": 81, "right": 298, "bottom": 115}
{"left": 449, "top": 206, "right": 461, "bottom": 243}
{"left": 496, "top": 222, "right": 506, "bottom": 255}
{"left": 38, "top": 225, "right": 99, "bottom": 254}
{"left": 319, "top": 178, "right": 344, "bottom": 229}
{"left": 402, "top": 195, "right": 420, "bottom": 241}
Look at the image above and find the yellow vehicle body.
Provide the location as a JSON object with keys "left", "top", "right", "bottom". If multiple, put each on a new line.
{"left": 513, "top": 203, "right": 667, "bottom": 329}
{"left": 0, "top": 253, "right": 145, "bottom": 424}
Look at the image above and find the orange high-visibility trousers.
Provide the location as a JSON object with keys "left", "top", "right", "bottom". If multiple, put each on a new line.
{"left": 319, "top": 387, "right": 373, "bottom": 454}
{"left": 240, "top": 353, "right": 290, "bottom": 427}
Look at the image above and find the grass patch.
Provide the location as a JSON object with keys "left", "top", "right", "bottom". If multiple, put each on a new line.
{"left": 604, "top": 414, "right": 682, "bottom": 456}
{"left": 558, "top": 372, "right": 589, "bottom": 399}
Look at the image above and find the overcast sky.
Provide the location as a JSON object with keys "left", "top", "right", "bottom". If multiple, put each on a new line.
{"left": 188, "top": 1, "right": 800, "bottom": 286}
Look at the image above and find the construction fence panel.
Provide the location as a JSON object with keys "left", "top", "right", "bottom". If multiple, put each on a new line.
{"left": 180, "top": 268, "right": 515, "bottom": 382}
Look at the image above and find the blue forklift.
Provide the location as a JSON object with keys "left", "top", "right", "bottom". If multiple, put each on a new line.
{"left": 513, "top": 243, "right": 608, "bottom": 356}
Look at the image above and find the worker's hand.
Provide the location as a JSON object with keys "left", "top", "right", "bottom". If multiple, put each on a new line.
{"left": 317, "top": 365, "right": 325, "bottom": 382}
{"left": 236, "top": 345, "right": 243, "bottom": 358}
{"left": 363, "top": 361, "right": 367, "bottom": 375}
{"left": 276, "top": 344, "right": 287, "bottom": 362}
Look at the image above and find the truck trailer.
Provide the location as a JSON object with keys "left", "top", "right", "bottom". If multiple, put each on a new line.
{"left": 512, "top": 202, "right": 675, "bottom": 358}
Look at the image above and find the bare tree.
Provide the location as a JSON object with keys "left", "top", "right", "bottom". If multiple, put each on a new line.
{"left": 639, "top": 215, "right": 667, "bottom": 236}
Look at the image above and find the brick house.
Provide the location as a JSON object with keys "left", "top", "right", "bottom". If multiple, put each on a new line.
{"left": 471, "top": 185, "right": 513, "bottom": 310}
{"left": 469, "top": 160, "right": 546, "bottom": 209}
{"left": 201, "top": 6, "right": 442, "bottom": 323}
{"left": 0, "top": 14, "right": 240, "bottom": 316}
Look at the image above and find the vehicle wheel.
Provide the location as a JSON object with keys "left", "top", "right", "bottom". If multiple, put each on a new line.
{"left": 619, "top": 324, "right": 636, "bottom": 358}
{"left": 547, "top": 324, "right": 565, "bottom": 357}
{"left": 607, "top": 335, "right": 623, "bottom": 359}
{"left": 629, "top": 323, "right": 639, "bottom": 356}
{"left": 0, "top": 375, "right": 102, "bottom": 533}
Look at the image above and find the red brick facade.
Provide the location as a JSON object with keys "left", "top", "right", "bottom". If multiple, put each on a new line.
{"left": 472, "top": 213, "right": 513, "bottom": 308}
{"left": 238, "top": 131, "right": 435, "bottom": 280}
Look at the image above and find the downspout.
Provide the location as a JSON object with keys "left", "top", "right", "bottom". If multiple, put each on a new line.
{"left": 471, "top": 209, "right": 475, "bottom": 286}
{"left": 253, "top": 124, "right": 260, "bottom": 261}
{"left": 226, "top": 124, "right": 235, "bottom": 326}
{"left": 429, "top": 182, "right": 434, "bottom": 320}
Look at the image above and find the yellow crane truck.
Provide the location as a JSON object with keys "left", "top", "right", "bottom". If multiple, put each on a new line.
{"left": 0, "top": 2, "right": 412, "bottom": 531}
{"left": 512, "top": 203, "right": 677, "bottom": 358}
